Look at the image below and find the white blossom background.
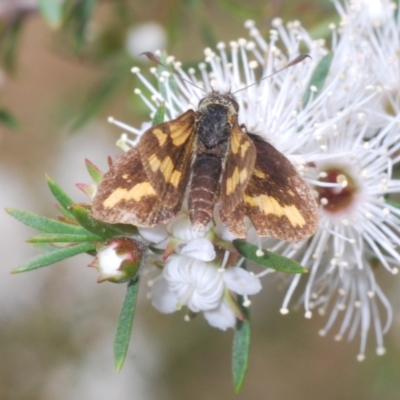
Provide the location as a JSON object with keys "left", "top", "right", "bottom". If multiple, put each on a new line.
{"left": 2, "top": 3, "right": 400, "bottom": 399}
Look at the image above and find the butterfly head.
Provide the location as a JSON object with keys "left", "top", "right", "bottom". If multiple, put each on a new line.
{"left": 197, "top": 92, "right": 239, "bottom": 117}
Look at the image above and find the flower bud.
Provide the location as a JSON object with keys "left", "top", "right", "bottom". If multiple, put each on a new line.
{"left": 89, "top": 237, "right": 146, "bottom": 283}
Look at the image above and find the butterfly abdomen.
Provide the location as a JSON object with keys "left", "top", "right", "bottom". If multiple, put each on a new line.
{"left": 189, "top": 154, "right": 223, "bottom": 230}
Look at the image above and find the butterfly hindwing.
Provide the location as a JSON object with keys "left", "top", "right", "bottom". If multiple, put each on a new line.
{"left": 243, "top": 133, "right": 319, "bottom": 241}
{"left": 138, "top": 109, "right": 196, "bottom": 210}
{"left": 92, "top": 148, "right": 178, "bottom": 226}
{"left": 219, "top": 122, "right": 256, "bottom": 220}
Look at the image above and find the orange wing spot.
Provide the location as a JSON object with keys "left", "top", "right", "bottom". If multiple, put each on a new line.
{"left": 239, "top": 168, "right": 248, "bottom": 184}
{"left": 153, "top": 128, "right": 167, "bottom": 146}
{"left": 240, "top": 141, "right": 251, "bottom": 157}
{"left": 231, "top": 132, "right": 241, "bottom": 154}
{"left": 103, "top": 183, "right": 156, "bottom": 208}
{"left": 160, "top": 156, "right": 174, "bottom": 181}
{"left": 170, "top": 124, "right": 192, "bottom": 146}
{"left": 226, "top": 167, "right": 240, "bottom": 195}
{"left": 244, "top": 194, "right": 306, "bottom": 227}
{"left": 148, "top": 154, "right": 161, "bottom": 172}
{"left": 253, "top": 168, "right": 266, "bottom": 179}
{"left": 169, "top": 170, "right": 182, "bottom": 188}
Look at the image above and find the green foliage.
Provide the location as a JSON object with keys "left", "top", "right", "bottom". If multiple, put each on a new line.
{"left": 7, "top": 173, "right": 145, "bottom": 373}
{"left": 233, "top": 239, "right": 308, "bottom": 273}
{"left": 152, "top": 103, "right": 166, "bottom": 126}
{"left": 85, "top": 159, "right": 104, "bottom": 185}
{"left": 12, "top": 242, "right": 95, "bottom": 273}
{"left": 114, "top": 279, "right": 140, "bottom": 372}
{"left": 6, "top": 172, "right": 140, "bottom": 275}
{"left": 6, "top": 208, "right": 90, "bottom": 235}
{"left": 232, "top": 263, "right": 251, "bottom": 392}
{"left": 302, "top": 53, "right": 333, "bottom": 106}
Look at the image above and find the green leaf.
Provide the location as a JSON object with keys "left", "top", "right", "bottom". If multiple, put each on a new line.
{"left": 302, "top": 52, "right": 333, "bottom": 106}
{"left": 0, "top": 108, "right": 19, "bottom": 129}
{"left": 27, "top": 233, "right": 102, "bottom": 243}
{"left": 38, "top": 0, "right": 63, "bottom": 29}
{"left": 46, "top": 175, "right": 75, "bottom": 218}
{"left": 12, "top": 242, "right": 95, "bottom": 273}
{"left": 232, "top": 263, "right": 251, "bottom": 392}
{"left": 114, "top": 279, "right": 140, "bottom": 372}
{"left": 152, "top": 103, "right": 165, "bottom": 126}
{"left": 85, "top": 159, "right": 103, "bottom": 185}
{"left": 5, "top": 208, "right": 91, "bottom": 235}
{"left": 233, "top": 239, "right": 307, "bottom": 274}
{"left": 69, "top": 204, "right": 128, "bottom": 238}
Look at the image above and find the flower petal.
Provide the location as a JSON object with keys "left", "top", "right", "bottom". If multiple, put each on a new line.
{"left": 179, "top": 238, "right": 216, "bottom": 261}
{"left": 164, "top": 256, "right": 224, "bottom": 312}
{"left": 203, "top": 301, "right": 236, "bottom": 330}
{"left": 138, "top": 225, "right": 168, "bottom": 243}
{"left": 151, "top": 277, "right": 179, "bottom": 314}
{"left": 223, "top": 267, "right": 262, "bottom": 295}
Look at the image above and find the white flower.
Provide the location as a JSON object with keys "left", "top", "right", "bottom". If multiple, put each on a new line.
{"left": 246, "top": 13, "right": 400, "bottom": 359}
{"left": 178, "top": 238, "right": 216, "bottom": 262}
{"left": 89, "top": 238, "right": 146, "bottom": 283}
{"left": 105, "top": 9, "right": 400, "bottom": 358}
{"left": 150, "top": 255, "right": 261, "bottom": 330}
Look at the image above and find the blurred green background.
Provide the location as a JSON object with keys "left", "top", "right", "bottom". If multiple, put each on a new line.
{"left": 1, "top": 0, "right": 400, "bottom": 399}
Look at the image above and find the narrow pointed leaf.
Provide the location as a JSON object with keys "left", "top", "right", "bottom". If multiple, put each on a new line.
{"left": 27, "top": 233, "right": 102, "bottom": 243}
{"left": 152, "top": 103, "right": 165, "bottom": 126}
{"left": 5, "top": 208, "right": 91, "bottom": 235}
{"left": 232, "top": 262, "right": 251, "bottom": 392}
{"left": 114, "top": 279, "right": 140, "bottom": 372}
{"left": 233, "top": 239, "right": 307, "bottom": 273}
{"left": 70, "top": 204, "right": 123, "bottom": 238}
{"left": 302, "top": 52, "right": 333, "bottom": 106}
{"left": 46, "top": 175, "right": 75, "bottom": 218}
{"left": 85, "top": 159, "right": 103, "bottom": 184}
{"left": 12, "top": 242, "right": 95, "bottom": 273}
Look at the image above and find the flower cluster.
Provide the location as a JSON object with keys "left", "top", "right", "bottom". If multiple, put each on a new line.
{"left": 95, "top": 0, "right": 400, "bottom": 361}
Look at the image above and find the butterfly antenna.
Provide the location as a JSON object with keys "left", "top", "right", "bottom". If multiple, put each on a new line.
{"left": 232, "top": 54, "right": 311, "bottom": 95}
{"left": 140, "top": 51, "right": 207, "bottom": 93}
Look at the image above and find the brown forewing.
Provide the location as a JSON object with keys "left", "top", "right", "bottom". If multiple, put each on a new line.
{"left": 138, "top": 109, "right": 196, "bottom": 210}
{"left": 92, "top": 148, "right": 179, "bottom": 226}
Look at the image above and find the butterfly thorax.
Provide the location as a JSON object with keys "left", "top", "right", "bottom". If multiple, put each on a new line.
{"left": 189, "top": 93, "right": 239, "bottom": 231}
